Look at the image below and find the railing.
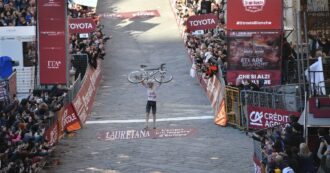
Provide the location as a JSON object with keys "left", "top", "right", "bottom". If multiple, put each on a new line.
{"left": 67, "top": 73, "right": 82, "bottom": 103}
{"left": 241, "top": 90, "right": 303, "bottom": 112}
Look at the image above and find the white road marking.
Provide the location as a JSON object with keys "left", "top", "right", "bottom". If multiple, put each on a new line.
{"left": 86, "top": 116, "right": 213, "bottom": 124}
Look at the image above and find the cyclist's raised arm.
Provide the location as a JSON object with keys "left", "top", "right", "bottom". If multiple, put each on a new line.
{"left": 141, "top": 80, "right": 147, "bottom": 88}
{"left": 155, "top": 81, "right": 161, "bottom": 89}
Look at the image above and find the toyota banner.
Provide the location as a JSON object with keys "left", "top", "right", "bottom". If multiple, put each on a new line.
{"left": 38, "top": 0, "right": 67, "bottom": 84}
{"left": 69, "top": 18, "right": 96, "bottom": 34}
{"left": 227, "top": 0, "right": 283, "bottom": 30}
{"left": 247, "top": 106, "right": 300, "bottom": 129}
{"left": 186, "top": 14, "right": 218, "bottom": 32}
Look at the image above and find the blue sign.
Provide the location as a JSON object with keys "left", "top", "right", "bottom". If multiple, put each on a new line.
{"left": 0, "top": 56, "right": 13, "bottom": 79}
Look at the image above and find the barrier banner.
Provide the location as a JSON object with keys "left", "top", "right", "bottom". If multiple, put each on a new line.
{"left": 227, "top": 0, "right": 283, "bottom": 30}
{"left": 227, "top": 31, "right": 282, "bottom": 86}
{"left": 72, "top": 64, "right": 102, "bottom": 124}
{"left": 44, "top": 122, "right": 59, "bottom": 145}
{"left": 69, "top": 18, "right": 96, "bottom": 34}
{"left": 198, "top": 75, "right": 227, "bottom": 126}
{"left": 247, "top": 106, "right": 300, "bottom": 129}
{"left": 38, "top": 0, "right": 67, "bottom": 84}
{"left": 214, "top": 99, "right": 227, "bottom": 126}
{"left": 61, "top": 103, "right": 81, "bottom": 132}
{"left": 186, "top": 14, "right": 218, "bottom": 32}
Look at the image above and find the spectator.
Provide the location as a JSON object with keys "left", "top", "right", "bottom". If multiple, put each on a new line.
{"left": 283, "top": 122, "right": 304, "bottom": 149}
{"left": 298, "top": 143, "right": 316, "bottom": 173}
{"left": 0, "top": 0, "right": 36, "bottom": 26}
{"left": 316, "top": 140, "right": 330, "bottom": 173}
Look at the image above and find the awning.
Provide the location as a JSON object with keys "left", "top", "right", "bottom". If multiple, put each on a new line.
{"left": 298, "top": 105, "right": 330, "bottom": 127}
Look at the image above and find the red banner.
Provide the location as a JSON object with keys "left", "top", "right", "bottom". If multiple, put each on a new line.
{"left": 227, "top": 0, "right": 283, "bottom": 30}
{"left": 227, "top": 70, "right": 281, "bottom": 86}
{"left": 61, "top": 103, "right": 81, "bottom": 131}
{"left": 38, "top": 0, "right": 67, "bottom": 84}
{"left": 69, "top": 18, "right": 96, "bottom": 33}
{"left": 227, "top": 31, "right": 282, "bottom": 86}
{"left": 72, "top": 64, "right": 102, "bottom": 124}
{"left": 44, "top": 123, "right": 58, "bottom": 145}
{"left": 247, "top": 106, "right": 300, "bottom": 129}
{"left": 186, "top": 14, "right": 218, "bottom": 32}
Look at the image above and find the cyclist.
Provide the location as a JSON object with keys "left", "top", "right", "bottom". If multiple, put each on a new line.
{"left": 141, "top": 80, "right": 160, "bottom": 130}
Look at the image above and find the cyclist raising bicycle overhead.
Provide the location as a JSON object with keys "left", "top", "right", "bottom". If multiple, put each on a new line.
{"left": 141, "top": 80, "right": 160, "bottom": 130}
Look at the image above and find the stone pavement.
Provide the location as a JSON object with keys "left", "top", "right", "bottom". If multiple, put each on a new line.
{"left": 42, "top": 0, "right": 254, "bottom": 172}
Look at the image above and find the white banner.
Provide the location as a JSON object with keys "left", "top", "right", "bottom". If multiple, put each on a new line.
{"left": 72, "top": 0, "right": 98, "bottom": 8}
{"left": 305, "top": 57, "right": 326, "bottom": 95}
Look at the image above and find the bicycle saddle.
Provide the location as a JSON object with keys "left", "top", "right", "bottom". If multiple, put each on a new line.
{"left": 140, "top": 65, "right": 147, "bottom": 68}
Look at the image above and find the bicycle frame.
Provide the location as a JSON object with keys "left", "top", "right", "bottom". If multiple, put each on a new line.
{"left": 140, "top": 68, "right": 161, "bottom": 81}
{"left": 128, "top": 63, "right": 172, "bottom": 83}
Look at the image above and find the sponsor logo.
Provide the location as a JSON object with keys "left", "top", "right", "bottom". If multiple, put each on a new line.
{"left": 249, "top": 111, "right": 263, "bottom": 126}
{"left": 42, "top": 0, "right": 61, "bottom": 7}
{"left": 73, "top": 96, "right": 83, "bottom": 112}
{"left": 47, "top": 60, "right": 61, "bottom": 69}
{"left": 242, "top": 0, "right": 266, "bottom": 13}
{"left": 62, "top": 108, "right": 77, "bottom": 130}
{"left": 188, "top": 18, "right": 216, "bottom": 26}
{"left": 98, "top": 128, "right": 196, "bottom": 141}
{"left": 69, "top": 23, "right": 94, "bottom": 30}
{"left": 46, "top": 124, "right": 58, "bottom": 145}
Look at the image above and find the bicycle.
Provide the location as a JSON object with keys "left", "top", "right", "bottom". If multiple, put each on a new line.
{"left": 127, "top": 63, "right": 173, "bottom": 83}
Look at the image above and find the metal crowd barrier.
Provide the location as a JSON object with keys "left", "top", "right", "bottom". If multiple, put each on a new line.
{"left": 225, "top": 86, "right": 242, "bottom": 128}
{"left": 225, "top": 88, "right": 303, "bottom": 130}
{"left": 241, "top": 90, "right": 303, "bottom": 112}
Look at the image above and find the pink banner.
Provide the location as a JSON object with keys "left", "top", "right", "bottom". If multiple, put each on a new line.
{"left": 69, "top": 18, "right": 96, "bottom": 33}
{"left": 186, "top": 14, "right": 218, "bottom": 32}
{"left": 72, "top": 64, "right": 102, "bottom": 124}
{"left": 247, "top": 106, "right": 300, "bottom": 129}
{"left": 38, "top": 0, "right": 67, "bottom": 84}
{"left": 227, "top": 0, "right": 283, "bottom": 30}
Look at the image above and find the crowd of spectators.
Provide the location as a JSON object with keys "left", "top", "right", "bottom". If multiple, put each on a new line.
{"left": 174, "top": 1, "right": 330, "bottom": 173}
{"left": 252, "top": 117, "right": 330, "bottom": 173}
{"left": 0, "top": 1, "right": 108, "bottom": 172}
{"left": 0, "top": 86, "right": 66, "bottom": 172}
{"left": 0, "top": 0, "right": 36, "bottom": 26}
{"left": 175, "top": 0, "right": 227, "bottom": 80}
{"left": 68, "top": 3, "right": 109, "bottom": 70}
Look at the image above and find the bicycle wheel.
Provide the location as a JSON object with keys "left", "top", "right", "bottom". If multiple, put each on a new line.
{"left": 154, "top": 71, "right": 173, "bottom": 83}
{"left": 128, "top": 71, "right": 145, "bottom": 83}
